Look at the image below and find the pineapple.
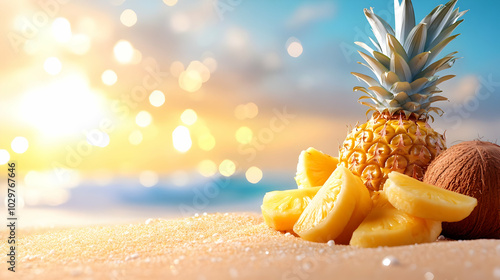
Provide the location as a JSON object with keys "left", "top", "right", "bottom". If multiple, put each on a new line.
{"left": 339, "top": 0, "right": 466, "bottom": 191}
{"left": 261, "top": 186, "right": 321, "bottom": 231}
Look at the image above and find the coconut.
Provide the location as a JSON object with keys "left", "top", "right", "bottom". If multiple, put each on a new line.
{"left": 423, "top": 140, "right": 500, "bottom": 239}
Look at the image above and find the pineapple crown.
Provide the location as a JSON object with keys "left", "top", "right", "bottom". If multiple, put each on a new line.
{"left": 353, "top": 0, "right": 466, "bottom": 119}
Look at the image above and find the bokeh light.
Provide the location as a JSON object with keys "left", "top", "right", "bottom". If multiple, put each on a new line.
{"left": 286, "top": 37, "right": 303, "bottom": 58}
{"left": 170, "top": 61, "right": 184, "bottom": 78}
{"left": 187, "top": 61, "right": 210, "bottom": 82}
{"left": 69, "top": 34, "right": 91, "bottom": 55}
{"left": 139, "top": 170, "right": 159, "bottom": 187}
{"left": 120, "top": 9, "right": 137, "bottom": 27}
{"left": 52, "top": 17, "right": 72, "bottom": 43}
{"left": 245, "top": 166, "right": 263, "bottom": 184}
{"left": 163, "top": 0, "right": 178, "bottom": 6}
{"left": 197, "top": 160, "right": 217, "bottom": 177}
{"left": 114, "top": 40, "right": 134, "bottom": 64}
{"left": 170, "top": 13, "right": 190, "bottom": 33}
{"left": 129, "top": 130, "right": 143, "bottom": 145}
{"left": 234, "top": 102, "right": 259, "bottom": 120}
{"left": 198, "top": 133, "right": 216, "bottom": 151}
{"left": 179, "top": 70, "right": 202, "bottom": 92}
{"left": 202, "top": 57, "right": 218, "bottom": 73}
{"left": 136, "top": 111, "right": 152, "bottom": 127}
{"left": 219, "top": 159, "right": 236, "bottom": 177}
{"left": 172, "top": 126, "right": 192, "bottom": 153}
{"left": 180, "top": 109, "right": 198, "bottom": 125}
{"left": 149, "top": 90, "right": 165, "bottom": 107}
{"left": 101, "top": 69, "right": 118, "bottom": 86}
{"left": 11, "top": 137, "right": 29, "bottom": 154}
{"left": 44, "top": 57, "right": 62, "bottom": 75}
{"left": 0, "top": 150, "right": 10, "bottom": 165}
{"left": 235, "top": 126, "right": 253, "bottom": 144}
{"left": 170, "top": 170, "right": 189, "bottom": 186}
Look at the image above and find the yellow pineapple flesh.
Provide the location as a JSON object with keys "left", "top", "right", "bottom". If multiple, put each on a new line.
{"left": 339, "top": 112, "right": 446, "bottom": 191}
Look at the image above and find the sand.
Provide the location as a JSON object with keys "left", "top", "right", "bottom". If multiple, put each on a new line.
{"left": 1, "top": 212, "right": 499, "bottom": 280}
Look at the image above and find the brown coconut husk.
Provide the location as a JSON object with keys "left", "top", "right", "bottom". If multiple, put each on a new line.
{"left": 423, "top": 140, "right": 500, "bottom": 239}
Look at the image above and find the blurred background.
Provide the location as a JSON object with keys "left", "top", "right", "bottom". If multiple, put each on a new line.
{"left": 1, "top": 0, "right": 499, "bottom": 227}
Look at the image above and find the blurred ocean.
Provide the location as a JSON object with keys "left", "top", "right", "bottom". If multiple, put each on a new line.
{"left": 19, "top": 171, "right": 295, "bottom": 227}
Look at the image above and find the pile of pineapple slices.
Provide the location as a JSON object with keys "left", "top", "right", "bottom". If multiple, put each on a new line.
{"left": 261, "top": 147, "right": 478, "bottom": 247}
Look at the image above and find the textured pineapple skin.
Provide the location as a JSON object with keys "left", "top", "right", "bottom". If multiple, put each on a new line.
{"left": 339, "top": 114, "right": 446, "bottom": 191}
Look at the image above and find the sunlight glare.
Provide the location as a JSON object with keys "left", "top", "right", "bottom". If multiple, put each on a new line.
{"left": 21, "top": 75, "right": 104, "bottom": 138}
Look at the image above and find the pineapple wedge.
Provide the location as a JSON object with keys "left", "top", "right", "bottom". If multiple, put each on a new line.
{"left": 293, "top": 166, "right": 368, "bottom": 243}
{"left": 261, "top": 187, "right": 321, "bottom": 231}
{"left": 350, "top": 191, "right": 442, "bottom": 248}
{"left": 295, "top": 147, "right": 339, "bottom": 189}
{"left": 384, "top": 172, "right": 478, "bottom": 222}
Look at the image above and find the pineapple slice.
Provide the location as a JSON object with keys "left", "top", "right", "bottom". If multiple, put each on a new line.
{"left": 350, "top": 192, "right": 442, "bottom": 248}
{"left": 384, "top": 172, "right": 478, "bottom": 222}
{"left": 261, "top": 187, "right": 321, "bottom": 231}
{"left": 293, "top": 166, "right": 364, "bottom": 243}
{"left": 295, "top": 147, "right": 339, "bottom": 189}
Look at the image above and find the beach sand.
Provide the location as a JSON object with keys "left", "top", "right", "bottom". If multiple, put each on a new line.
{"left": 1, "top": 212, "right": 499, "bottom": 280}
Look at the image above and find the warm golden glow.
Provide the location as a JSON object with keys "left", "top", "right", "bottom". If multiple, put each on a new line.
{"left": 245, "top": 166, "right": 263, "bottom": 184}
{"left": 120, "top": 9, "right": 137, "bottom": 27}
{"left": 235, "top": 126, "right": 253, "bottom": 144}
{"left": 180, "top": 109, "right": 198, "bottom": 125}
{"left": 197, "top": 160, "right": 217, "bottom": 177}
{"left": 219, "top": 159, "right": 236, "bottom": 177}
{"left": 172, "top": 126, "right": 192, "bottom": 153}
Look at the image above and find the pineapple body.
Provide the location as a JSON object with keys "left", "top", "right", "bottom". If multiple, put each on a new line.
{"left": 339, "top": 113, "right": 446, "bottom": 191}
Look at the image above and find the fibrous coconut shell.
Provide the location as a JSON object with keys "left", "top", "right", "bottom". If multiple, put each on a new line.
{"left": 423, "top": 140, "right": 500, "bottom": 239}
